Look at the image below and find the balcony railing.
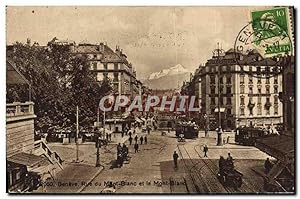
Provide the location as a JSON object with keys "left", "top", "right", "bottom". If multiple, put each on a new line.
{"left": 6, "top": 101, "right": 34, "bottom": 117}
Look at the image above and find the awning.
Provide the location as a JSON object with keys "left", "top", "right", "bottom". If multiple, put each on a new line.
{"left": 214, "top": 107, "right": 225, "bottom": 113}
{"left": 255, "top": 135, "right": 294, "bottom": 162}
{"left": 7, "top": 152, "right": 49, "bottom": 168}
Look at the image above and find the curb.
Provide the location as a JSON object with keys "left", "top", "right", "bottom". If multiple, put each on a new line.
{"left": 76, "top": 166, "right": 104, "bottom": 193}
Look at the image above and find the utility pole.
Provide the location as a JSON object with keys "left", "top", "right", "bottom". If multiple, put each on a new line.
{"left": 76, "top": 105, "right": 79, "bottom": 162}
{"left": 213, "top": 43, "right": 224, "bottom": 146}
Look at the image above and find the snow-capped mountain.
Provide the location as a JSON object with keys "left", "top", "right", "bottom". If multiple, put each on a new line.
{"left": 143, "top": 64, "right": 192, "bottom": 90}
{"left": 148, "top": 64, "right": 190, "bottom": 80}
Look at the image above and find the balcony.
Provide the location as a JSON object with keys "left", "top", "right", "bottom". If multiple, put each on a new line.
{"left": 6, "top": 101, "right": 36, "bottom": 122}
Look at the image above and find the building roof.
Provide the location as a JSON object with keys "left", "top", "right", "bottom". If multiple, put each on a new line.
{"left": 7, "top": 152, "right": 49, "bottom": 167}
{"left": 72, "top": 43, "right": 128, "bottom": 63}
{"left": 6, "top": 60, "right": 30, "bottom": 85}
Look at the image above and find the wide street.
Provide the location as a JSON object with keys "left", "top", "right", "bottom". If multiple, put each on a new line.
{"left": 44, "top": 129, "right": 271, "bottom": 193}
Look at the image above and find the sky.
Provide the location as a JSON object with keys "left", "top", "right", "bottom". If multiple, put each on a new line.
{"left": 6, "top": 6, "right": 269, "bottom": 79}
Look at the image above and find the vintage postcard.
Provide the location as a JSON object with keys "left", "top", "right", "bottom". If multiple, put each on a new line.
{"left": 6, "top": 6, "right": 295, "bottom": 194}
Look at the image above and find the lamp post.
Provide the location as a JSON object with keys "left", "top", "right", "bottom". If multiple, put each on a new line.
{"left": 213, "top": 43, "right": 225, "bottom": 146}
{"left": 95, "top": 129, "right": 100, "bottom": 167}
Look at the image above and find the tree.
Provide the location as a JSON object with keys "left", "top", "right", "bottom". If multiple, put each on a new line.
{"left": 7, "top": 39, "right": 112, "bottom": 135}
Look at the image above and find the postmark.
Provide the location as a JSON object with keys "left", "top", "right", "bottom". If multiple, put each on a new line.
{"left": 234, "top": 7, "right": 293, "bottom": 78}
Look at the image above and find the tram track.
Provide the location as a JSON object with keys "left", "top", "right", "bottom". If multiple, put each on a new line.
{"left": 193, "top": 145, "right": 255, "bottom": 193}
{"left": 176, "top": 143, "right": 210, "bottom": 193}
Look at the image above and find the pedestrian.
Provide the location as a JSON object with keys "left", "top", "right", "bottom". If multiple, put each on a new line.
{"left": 227, "top": 153, "right": 233, "bottom": 161}
{"left": 134, "top": 135, "right": 138, "bottom": 143}
{"left": 129, "top": 136, "right": 133, "bottom": 145}
{"left": 144, "top": 136, "right": 147, "bottom": 144}
{"left": 264, "top": 158, "right": 273, "bottom": 174}
{"left": 147, "top": 126, "right": 151, "bottom": 134}
{"left": 140, "top": 136, "right": 144, "bottom": 145}
{"left": 167, "top": 121, "right": 172, "bottom": 133}
{"left": 227, "top": 136, "right": 230, "bottom": 144}
{"left": 134, "top": 143, "right": 139, "bottom": 153}
{"left": 117, "top": 143, "right": 122, "bottom": 154}
{"left": 106, "top": 133, "right": 109, "bottom": 141}
{"left": 203, "top": 145, "right": 208, "bottom": 157}
{"left": 109, "top": 134, "right": 112, "bottom": 142}
{"left": 223, "top": 137, "right": 226, "bottom": 145}
{"left": 173, "top": 151, "right": 179, "bottom": 169}
{"left": 121, "top": 131, "right": 124, "bottom": 138}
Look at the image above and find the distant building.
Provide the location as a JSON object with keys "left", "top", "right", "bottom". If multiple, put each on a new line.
{"left": 186, "top": 49, "right": 283, "bottom": 130}
{"left": 70, "top": 42, "right": 144, "bottom": 96}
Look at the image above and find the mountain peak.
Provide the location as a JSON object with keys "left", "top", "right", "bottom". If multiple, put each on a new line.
{"left": 148, "top": 64, "right": 190, "bottom": 80}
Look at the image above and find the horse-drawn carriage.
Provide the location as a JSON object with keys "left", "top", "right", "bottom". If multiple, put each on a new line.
{"left": 218, "top": 156, "right": 243, "bottom": 189}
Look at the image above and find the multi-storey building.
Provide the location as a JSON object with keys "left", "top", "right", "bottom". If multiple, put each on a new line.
{"left": 70, "top": 42, "right": 143, "bottom": 96}
{"left": 188, "top": 49, "right": 283, "bottom": 130}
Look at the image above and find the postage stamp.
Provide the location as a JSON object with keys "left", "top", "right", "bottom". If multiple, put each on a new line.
{"left": 234, "top": 7, "right": 294, "bottom": 78}
{"left": 250, "top": 7, "right": 292, "bottom": 56}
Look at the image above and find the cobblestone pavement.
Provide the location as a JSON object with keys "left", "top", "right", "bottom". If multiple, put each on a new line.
{"left": 78, "top": 130, "right": 271, "bottom": 194}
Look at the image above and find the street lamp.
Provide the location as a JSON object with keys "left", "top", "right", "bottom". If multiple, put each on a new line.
{"left": 95, "top": 127, "right": 101, "bottom": 167}
{"left": 212, "top": 43, "right": 225, "bottom": 146}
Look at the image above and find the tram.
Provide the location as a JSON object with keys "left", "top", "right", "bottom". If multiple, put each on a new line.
{"left": 235, "top": 127, "right": 265, "bottom": 146}
{"left": 175, "top": 121, "right": 199, "bottom": 139}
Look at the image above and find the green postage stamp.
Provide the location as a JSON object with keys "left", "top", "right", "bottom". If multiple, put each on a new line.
{"left": 250, "top": 7, "right": 292, "bottom": 56}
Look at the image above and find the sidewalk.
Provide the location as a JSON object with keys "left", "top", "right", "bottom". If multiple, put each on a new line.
{"left": 37, "top": 163, "right": 103, "bottom": 193}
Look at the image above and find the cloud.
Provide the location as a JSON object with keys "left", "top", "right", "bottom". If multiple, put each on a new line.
{"left": 6, "top": 6, "right": 267, "bottom": 79}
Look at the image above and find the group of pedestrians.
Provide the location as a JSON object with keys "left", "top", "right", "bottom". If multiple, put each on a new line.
{"left": 131, "top": 135, "right": 148, "bottom": 153}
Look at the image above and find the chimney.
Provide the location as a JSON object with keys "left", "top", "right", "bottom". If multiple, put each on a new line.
{"left": 99, "top": 42, "right": 104, "bottom": 52}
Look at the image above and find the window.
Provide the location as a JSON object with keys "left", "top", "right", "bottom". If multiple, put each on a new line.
{"left": 226, "top": 86, "right": 232, "bottom": 94}
{"left": 219, "top": 76, "right": 223, "bottom": 84}
{"left": 92, "top": 62, "right": 97, "bottom": 70}
{"left": 114, "top": 63, "right": 118, "bottom": 70}
{"left": 240, "top": 96, "right": 245, "bottom": 105}
{"left": 258, "top": 88, "right": 262, "bottom": 94}
{"left": 240, "top": 75, "right": 245, "bottom": 84}
{"left": 249, "top": 86, "right": 253, "bottom": 94}
{"left": 211, "top": 86, "right": 215, "bottom": 94}
{"left": 274, "top": 105, "right": 278, "bottom": 115}
{"left": 227, "top": 97, "right": 232, "bottom": 105}
{"left": 266, "top": 77, "right": 270, "bottom": 84}
{"left": 257, "top": 105, "right": 262, "bottom": 115}
{"left": 274, "top": 85, "right": 278, "bottom": 93}
{"left": 266, "top": 86, "right": 270, "bottom": 94}
{"left": 210, "top": 75, "right": 215, "bottom": 84}
{"left": 103, "top": 63, "right": 108, "bottom": 70}
{"left": 240, "top": 108, "right": 245, "bottom": 116}
{"left": 240, "top": 85, "right": 245, "bottom": 94}
{"left": 274, "top": 76, "right": 278, "bottom": 84}
{"left": 249, "top": 108, "right": 253, "bottom": 115}
{"left": 257, "top": 78, "right": 262, "bottom": 84}
{"left": 266, "top": 97, "right": 270, "bottom": 103}
{"left": 93, "top": 54, "right": 97, "bottom": 59}
{"left": 249, "top": 66, "right": 252, "bottom": 73}
{"left": 220, "top": 86, "right": 224, "bottom": 94}
{"left": 258, "top": 96, "right": 262, "bottom": 104}
{"left": 227, "top": 108, "right": 232, "bottom": 115}
{"left": 227, "top": 76, "right": 231, "bottom": 84}
{"left": 211, "top": 108, "right": 215, "bottom": 114}
{"left": 249, "top": 76, "right": 253, "bottom": 84}
{"left": 220, "top": 97, "right": 224, "bottom": 105}
{"left": 274, "top": 95, "right": 278, "bottom": 104}
{"left": 227, "top": 65, "right": 231, "bottom": 72}
{"left": 266, "top": 108, "right": 270, "bottom": 115}
{"left": 211, "top": 97, "right": 215, "bottom": 105}
{"left": 257, "top": 66, "right": 261, "bottom": 75}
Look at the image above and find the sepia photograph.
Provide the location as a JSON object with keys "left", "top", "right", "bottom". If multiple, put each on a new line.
{"left": 5, "top": 6, "right": 295, "bottom": 194}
